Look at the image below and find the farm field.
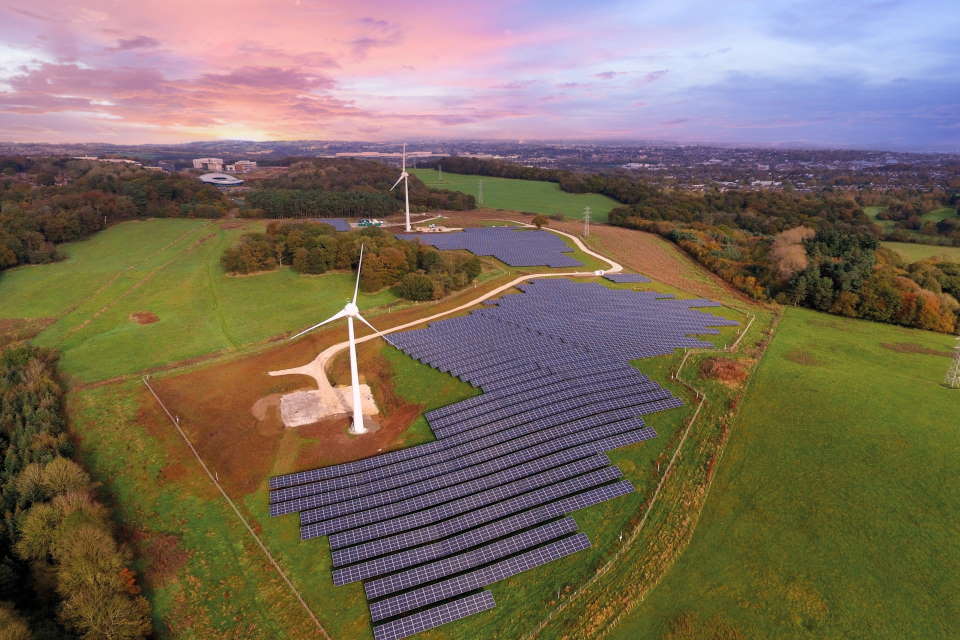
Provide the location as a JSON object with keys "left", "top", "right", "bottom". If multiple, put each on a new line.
{"left": 0, "top": 219, "right": 400, "bottom": 382}
{"left": 412, "top": 168, "right": 619, "bottom": 222}
{"left": 881, "top": 240, "right": 960, "bottom": 262}
{"left": 608, "top": 307, "right": 960, "bottom": 640}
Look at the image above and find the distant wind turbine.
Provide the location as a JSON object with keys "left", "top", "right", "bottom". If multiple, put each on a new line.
{"left": 390, "top": 143, "right": 412, "bottom": 232}
{"left": 289, "top": 245, "right": 391, "bottom": 435}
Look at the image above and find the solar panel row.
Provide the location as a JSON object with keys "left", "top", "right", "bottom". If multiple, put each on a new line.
{"left": 267, "top": 277, "right": 737, "bottom": 637}
{"left": 397, "top": 228, "right": 583, "bottom": 268}
{"left": 371, "top": 590, "right": 495, "bottom": 640}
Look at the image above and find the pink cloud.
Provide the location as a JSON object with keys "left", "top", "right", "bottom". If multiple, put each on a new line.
{"left": 594, "top": 70, "right": 626, "bottom": 80}
{"left": 108, "top": 35, "right": 160, "bottom": 51}
{"left": 640, "top": 69, "right": 669, "bottom": 83}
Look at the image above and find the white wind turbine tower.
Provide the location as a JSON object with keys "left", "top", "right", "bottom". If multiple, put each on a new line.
{"left": 390, "top": 143, "right": 412, "bottom": 232}
{"left": 288, "top": 245, "right": 391, "bottom": 434}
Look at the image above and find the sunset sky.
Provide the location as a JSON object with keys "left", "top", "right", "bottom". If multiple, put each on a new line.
{"left": 0, "top": 0, "right": 957, "bottom": 150}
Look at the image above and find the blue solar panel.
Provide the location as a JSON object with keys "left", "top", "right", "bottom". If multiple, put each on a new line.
{"left": 372, "top": 591, "right": 495, "bottom": 640}
{"left": 267, "top": 276, "right": 738, "bottom": 635}
{"left": 397, "top": 228, "right": 583, "bottom": 267}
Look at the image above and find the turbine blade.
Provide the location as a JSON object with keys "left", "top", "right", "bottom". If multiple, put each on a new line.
{"left": 353, "top": 244, "right": 364, "bottom": 304}
{"left": 289, "top": 308, "right": 347, "bottom": 341}
{"left": 356, "top": 313, "right": 394, "bottom": 346}
{"left": 402, "top": 143, "right": 406, "bottom": 170}
{"left": 390, "top": 174, "right": 404, "bottom": 191}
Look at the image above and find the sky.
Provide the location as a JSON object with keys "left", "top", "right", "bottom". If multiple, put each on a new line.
{"left": 0, "top": 0, "right": 957, "bottom": 151}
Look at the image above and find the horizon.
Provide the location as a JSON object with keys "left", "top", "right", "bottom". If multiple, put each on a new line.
{"left": 1, "top": 1, "right": 958, "bottom": 152}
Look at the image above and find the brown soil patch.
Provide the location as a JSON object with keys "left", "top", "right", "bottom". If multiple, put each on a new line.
{"left": 785, "top": 350, "right": 822, "bottom": 366}
{"left": 881, "top": 342, "right": 953, "bottom": 358}
{"left": 130, "top": 529, "right": 190, "bottom": 589}
{"left": 0, "top": 317, "right": 56, "bottom": 348}
{"left": 700, "top": 357, "right": 749, "bottom": 387}
{"left": 130, "top": 311, "right": 159, "bottom": 324}
{"left": 144, "top": 295, "right": 458, "bottom": 496}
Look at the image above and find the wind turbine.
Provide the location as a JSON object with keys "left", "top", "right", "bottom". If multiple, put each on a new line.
{"left": 289, "top": 245, "right": 391, "bottom": 435}
{"left": 390, "top": 143, "right": 412, "bottom": 232}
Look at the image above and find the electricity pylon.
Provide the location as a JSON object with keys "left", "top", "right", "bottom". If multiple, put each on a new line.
{"left": 945, "top": 337, "right": 960, "bottom": 389}
{"left": 582, "top": 206, "right": 591, "bottom": 237}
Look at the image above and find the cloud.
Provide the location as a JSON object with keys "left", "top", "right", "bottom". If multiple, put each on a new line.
{"left": 493, "top": 80, "right": 535, "bottom": 90}
{"left": 349, "top": 17, "right": 402, "bottom": 58}
{"left": 594, "top": 71, "right": 626, "bottom": 80}
{"left": 108, "top": 35, "right": 160, "bottom": 51}
{"left": 640, "top": 70, "right": 669, "bottom": 84}
{"left": 235, "top": 42, "right": 340, "bottom": 69}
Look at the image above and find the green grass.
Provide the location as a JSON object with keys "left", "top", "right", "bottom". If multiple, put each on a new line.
{"left": 921, "top": 207, "right": 957, "bottom": 223}
{"left": 0, "top": 219, "right": 398, "bottom": 382}
{"left": 609, "top": 307, "right": 960, "bottom": 640}
{"left": 381, "top": 345, "right": 480, "bottom": 447}
{"left": 412, "top": 168, "right": 619, "bottom": 222}
{"left": 881, "top": 241, "right": 960, "bottom": 263}
{"left": 70, "top": 383, "right": 327, "bottom": 639}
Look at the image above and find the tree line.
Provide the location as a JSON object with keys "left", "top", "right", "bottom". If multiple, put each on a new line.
{"left": 0, "top": 157, "right": 230, "bottom": 273}
{"left": 221, "top": 222, "right": 482, "bottom": 301}
{"left": 0, "top": 346, "right": 151, "bottom": 639}
{"left": 242, "top": 158, "right": 474, "bottom": 218}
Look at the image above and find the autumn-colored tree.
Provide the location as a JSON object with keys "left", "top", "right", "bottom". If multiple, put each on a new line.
{"left": 0, "top": 602, "right": 31, "bottom": 640}
{"left": 532, "top": 214, "right": 549, "bottom": 229}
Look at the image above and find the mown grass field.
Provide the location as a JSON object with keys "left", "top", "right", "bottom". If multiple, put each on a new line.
{"left": 412, "top": 168, "right": 619, "bottom": 222}
{"left": 608, "top": 307, "right": 960, "bottom": 640}
{"left": 0, "top": 218, "right": 607, "bottom": 383}
{"left": 881, "top": 241, "right": 960, "bottom": 262}
{"left": 0, "top": 219, "right": 400, "bottom": 382}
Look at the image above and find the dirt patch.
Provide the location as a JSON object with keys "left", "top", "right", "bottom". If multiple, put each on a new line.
{"left": 0, "top": 317, "right": 56, "bottom": 348}
{"left": 130, "top": 311, "right": 159, "bottom": 324}
{"left": 144, "top": 307, "right": 443, "bottom": 496}
{"left": 700, "top": 357, "right": 750, "bottom": 387}
{"left": 785, "top": 350, "right": 822, "bottom": 366}
{"left": 881, "top": 342, "right": 954, "bottom": 358}
{"left": 130, "top": 529, "right": 190, "bottom": 589}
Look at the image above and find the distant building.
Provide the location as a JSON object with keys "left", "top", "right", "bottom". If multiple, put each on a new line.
{"left": 193, "top": 157, "right": 224, "bottom": 171}
{"left": 224, "top": 160, "right": 257, "bottom": 173}
{"left": 199, "top": 172, "right": 243, "bottom": 186}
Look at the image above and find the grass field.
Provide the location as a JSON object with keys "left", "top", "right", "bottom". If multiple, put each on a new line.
{"left": 881, "top": 241, "right": 960, "bottom": 262}
{"left": 0, "top": 219, "right": 400, "bottom": 382}
{"left": 608, "top": 307, "right": 960, "bottom": 639}
{"left": 0, "top": 218, "right": 611, "bottom": 383}
{"left": 412, "top": 168, "right": 619, "bottom": 222}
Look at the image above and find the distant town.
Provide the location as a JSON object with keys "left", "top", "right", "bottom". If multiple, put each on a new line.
{"left": 2, "top": 139, "right": 956, "bottom": 194}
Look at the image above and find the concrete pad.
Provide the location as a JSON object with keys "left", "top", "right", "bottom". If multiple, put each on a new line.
{"left": 280, "top": 386, "right": 379, "bottom": 428}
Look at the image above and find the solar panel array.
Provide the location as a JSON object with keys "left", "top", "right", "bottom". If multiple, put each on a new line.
{"left": 269, "top": 279, "right": 736, "bottom": 639}
{"left": 603, "top": 272, "right": 652, "bottom": 283}
{"left": 397, "top": 227, "right": 583, "bottom": 267}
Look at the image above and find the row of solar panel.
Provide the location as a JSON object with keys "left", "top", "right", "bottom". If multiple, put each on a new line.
{"left": 269, "top": 278, "right": 736, "bottom": 637}
{"left": 271, "top": 388, "right": 657, "bottom": 510}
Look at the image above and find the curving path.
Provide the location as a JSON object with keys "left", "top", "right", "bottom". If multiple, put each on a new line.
{"left": 268, "top": 223, "right": 622, "bottom": 403}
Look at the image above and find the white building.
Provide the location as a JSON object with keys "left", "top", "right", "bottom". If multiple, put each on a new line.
{"left": 193, "top": 157, "right": 224, "bottom": 172}
{"left": 199, "top": 172, "right": 243, "bottom": 186}
{"left": 225, "top": 160, "right": 257, "bottom": 173}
